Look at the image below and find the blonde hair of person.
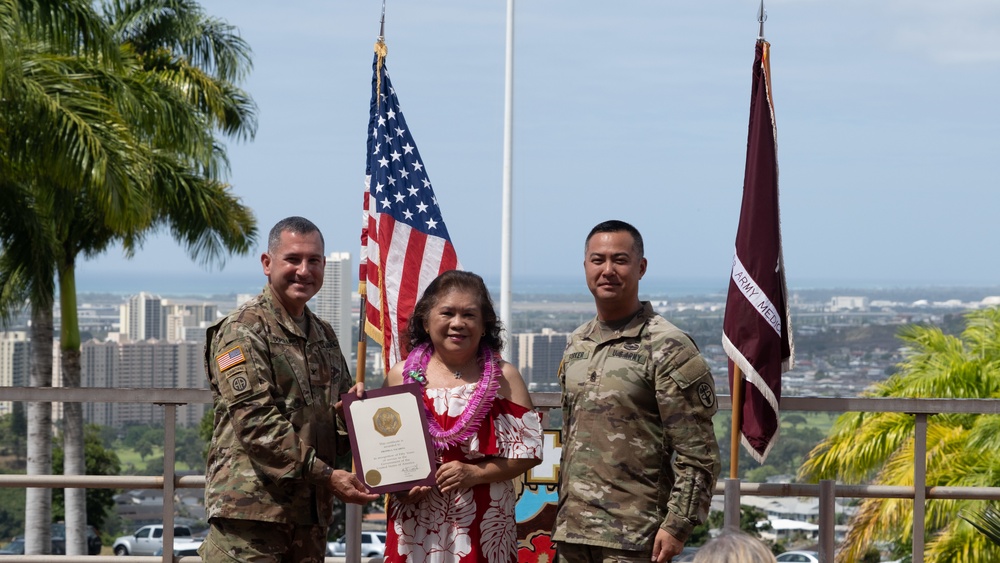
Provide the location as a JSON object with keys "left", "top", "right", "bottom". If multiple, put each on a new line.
{"left": 691, "top": 531, "right": 777, "bottom": 563}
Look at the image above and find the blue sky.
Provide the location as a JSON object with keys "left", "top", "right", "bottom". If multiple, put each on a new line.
{"left": 76, "top": 1, "right": 1000, "bottom": 295}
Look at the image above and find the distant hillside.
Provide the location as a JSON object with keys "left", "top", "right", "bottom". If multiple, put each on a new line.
{"left": 793, "top": 324, "right": 904, "bottom": 355}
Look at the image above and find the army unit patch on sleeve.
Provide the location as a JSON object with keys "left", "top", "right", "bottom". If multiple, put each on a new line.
{"left": 697, "top": 382, "right": 716, "bottom": 408}
{"left": 216, "top": 346, "right": 246, "bottom": 372}
{"left": 226, "top": 369, "right": 252, "bottom": 399}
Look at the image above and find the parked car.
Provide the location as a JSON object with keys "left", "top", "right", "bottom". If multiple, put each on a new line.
{"left": 776, "top": 551, "right": 820, "bottom": 563}
{"left": 327, "top": 531, "right": 387, "bottom": 557}
{"left": 112, "top": 524, "right": 193, "bottom": 556}
{"left": 50, "top": 522, "right": 103, "bottom": 555}
{"left": 0, "top": 536, "right": 66, "bottom": 555}
{"left": 153, "top": 537, "right": 204, "bottom": 557}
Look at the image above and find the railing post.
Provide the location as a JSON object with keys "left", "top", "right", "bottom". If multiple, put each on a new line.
{"left": 819, "top": 479, "right": 835, "bottom": 563}
{"left": 346, "top": 503, "right": 362, "bottom": 562}
{"left": 724, "top": 478, "right": 741, "bottom": 531}
{"left": 162, "top": 404, "right": 177, "bottom": 563}
{"left": 913, "top": 413, "right": 927, "bottom": 563}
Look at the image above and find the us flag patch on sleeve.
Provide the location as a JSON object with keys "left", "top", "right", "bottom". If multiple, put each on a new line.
{"left": 216, "top": 346, "right": 246, "bottom": 372}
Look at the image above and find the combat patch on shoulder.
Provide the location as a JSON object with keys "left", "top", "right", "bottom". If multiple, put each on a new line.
{"left": 215, "top": 345, "right": 246, "bottom": 372}
{"left": 697, "top": 381, "right": 716, "bottom": 408}
{"left": 225, "top": 368, "right": 253, "bottom": 399}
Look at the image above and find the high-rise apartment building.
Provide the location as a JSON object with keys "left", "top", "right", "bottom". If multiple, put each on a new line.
{"left": 312, "top": 252, "right": 353, "bottom": 354}
{"left": 81, "top": 340, "right": 207, "bottom": 428}
{"left": 0, "top": 331, "right": 30, "bottom": 416}
{"left": 119, "top": 292, "right": 164, "bottom": 341}
{"left": 118, "top": 294, "right": 217, "bottom": 343}
{"left": 81, "top": 340, "right": 118, "bottom": 427}
{"left": 163, "top": 300, "right": 219, "bottom": 343}
{"left": 509, "top": 329, "right": 570, "bottom": 391}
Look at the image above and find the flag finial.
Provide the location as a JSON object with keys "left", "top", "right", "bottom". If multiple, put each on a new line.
{"left": 374, "top": 0, "right": 387, "bottom": 91}
{"left": 379, "top": 0, "right": 387, "bottom": 41}
{"left": 757, "top": 0, "right": 767, "bottom": 40}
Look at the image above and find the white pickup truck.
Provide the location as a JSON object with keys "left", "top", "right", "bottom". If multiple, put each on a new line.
{"left": 111, "top": 524, "right": 193, "bottom": 556}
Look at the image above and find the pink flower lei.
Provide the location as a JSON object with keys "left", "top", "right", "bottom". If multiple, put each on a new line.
{"left": 403, "top": 342, "right": 502, "bottom": 450}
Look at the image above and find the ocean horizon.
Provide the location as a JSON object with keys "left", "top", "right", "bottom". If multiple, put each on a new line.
{"left": 73, "top": 270, "right": 1000, "bottom": 300}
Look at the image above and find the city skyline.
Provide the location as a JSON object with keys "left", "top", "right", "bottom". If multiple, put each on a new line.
{"left": 64, "top": 0, "right": 1000, "bottom": 292}
{"left": 312, "top": 251, "right": 353, "bottom": 348}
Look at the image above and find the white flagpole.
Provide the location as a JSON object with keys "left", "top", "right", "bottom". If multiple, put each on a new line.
{"left": 500, "top": 0, "right": 515, "bottom": 353}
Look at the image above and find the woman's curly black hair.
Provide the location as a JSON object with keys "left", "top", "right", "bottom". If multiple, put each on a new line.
{"left": 407, "top": 270, "right": 505, "bottom": 353}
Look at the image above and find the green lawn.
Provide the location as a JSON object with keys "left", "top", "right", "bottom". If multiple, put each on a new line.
{"left": 784, "top": 411, "right": 838, "bottom": 434}
{"left": 116, "top": 447, "right": 159, "bottom": 472}
{"left": 713, "top": 409, "right": 838, "bottom": 437}
{"left": 115, "top": 446, "right": 202, "bottom": 472}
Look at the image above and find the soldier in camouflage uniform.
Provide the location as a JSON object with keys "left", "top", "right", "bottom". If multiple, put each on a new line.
{"left": 553, "top": 220, "right": 721, "bottom": 563}
{"left": 200, "top": 217, "right": 378, "bottom": 563}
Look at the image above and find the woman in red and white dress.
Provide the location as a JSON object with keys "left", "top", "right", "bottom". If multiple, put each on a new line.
{"left": 383, "top": 270, "right": 543, "bottom": 563}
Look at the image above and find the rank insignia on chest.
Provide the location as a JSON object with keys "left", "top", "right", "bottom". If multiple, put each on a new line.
{"left": 216, "top": 346, "right": 246, "bottom": 372}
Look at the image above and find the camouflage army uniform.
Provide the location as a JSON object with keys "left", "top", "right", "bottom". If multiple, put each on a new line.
{"left": 202, "top": 285, "right": 352, "bottom": 557}
{"left": 553, "top": 302, "right": 721, "bottom": 551}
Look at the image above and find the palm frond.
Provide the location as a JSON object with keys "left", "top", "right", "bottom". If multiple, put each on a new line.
{"left": 805, "top": 309, "right": 1000, "bottom": 563}
{"left": 16, "top": 0, "right": 120, "bottom": 63}
{"left": 1, "top": 0, "right": 258, "bottom": 341}
{"left": 106, "top": 0, "right": 253, "bottom": 82}
{"left": 962, "top": 503, "right": 1000, "bottom": 546}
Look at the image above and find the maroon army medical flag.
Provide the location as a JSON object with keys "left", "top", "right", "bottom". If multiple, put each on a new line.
{"left": 722, "top": 40, "right": 794, "bottom": 464}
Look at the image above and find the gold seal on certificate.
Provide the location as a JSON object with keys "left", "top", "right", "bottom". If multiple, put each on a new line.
{"left": 373, "top": 407, "right": 402, "bottom": 437}
{"left": 341, "top": 384, "right": 437, "bottom": 494}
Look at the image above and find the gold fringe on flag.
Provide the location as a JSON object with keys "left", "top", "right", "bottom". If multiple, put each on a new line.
{"left": 375, "top": 39, "right": 388, "bottom": 100}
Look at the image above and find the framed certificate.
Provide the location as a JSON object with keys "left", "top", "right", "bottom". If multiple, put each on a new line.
{"left": 341, "top": 383, "right": 437, "bottom": 494}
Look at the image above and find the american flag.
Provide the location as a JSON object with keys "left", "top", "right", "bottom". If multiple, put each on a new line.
{"left": 722, "top": 40, "right": 794, "bottom": 464}
{"left": 360, "top": 43, "right": 460, "bottom": 373}
{"left": 216, "top": 346, "right": 245, "bottom": 372}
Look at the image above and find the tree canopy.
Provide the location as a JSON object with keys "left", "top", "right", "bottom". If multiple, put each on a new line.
{"left": 53, "top": 425, "right": 122, "bottom": 530}
{"left": 0, "top": 0, "right": 257, "bottom": 554}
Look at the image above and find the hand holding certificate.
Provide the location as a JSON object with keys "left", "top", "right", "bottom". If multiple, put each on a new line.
{"left": 340, "top": 383, "right": 437, "bottom": 494}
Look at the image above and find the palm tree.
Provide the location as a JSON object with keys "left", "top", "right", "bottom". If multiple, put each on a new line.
{"left": 800, "top": 307, "right": 1000, "bottom": 562}
{"left": 1, "top": 0, "right": 122, "bottom": 554}
{"left": 0, "top": 192, "right": 58, "bottom": 556}
{"left": 54, "top": 1, "right": 257, "bottom": 554}
{"left": 1, "top": 0, "right": 257, "bottom": 554}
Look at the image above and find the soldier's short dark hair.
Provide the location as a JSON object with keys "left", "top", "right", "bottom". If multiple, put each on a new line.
{"left": 268, "top": 216, "right": 325, "bottom": 254}
{"left": 407, "top": 270, "right": 505, "bottom": 353}
{"left": 585, "top": 220, "right": 644, "bottom": 259}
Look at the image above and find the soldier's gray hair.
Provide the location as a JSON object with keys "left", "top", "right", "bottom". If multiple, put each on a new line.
{"left": 268, "top": 216, "right": 325, "bottom": 254}
{"left": 691, "top": 531, "right": 777, "bottom": 563}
